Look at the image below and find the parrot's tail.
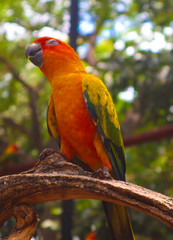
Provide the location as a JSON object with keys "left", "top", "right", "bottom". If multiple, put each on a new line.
{"left": 102, "top": 201, "right": 135, "bottom": 240}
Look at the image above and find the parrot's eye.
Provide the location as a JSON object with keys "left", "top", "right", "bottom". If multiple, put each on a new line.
{"left": 46, "top": 39, "right": 60, "bottom": 47}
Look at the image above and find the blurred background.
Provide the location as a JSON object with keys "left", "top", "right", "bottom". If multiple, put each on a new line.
{"left": 0, "top": 0, "right": 173, "bottom": 239}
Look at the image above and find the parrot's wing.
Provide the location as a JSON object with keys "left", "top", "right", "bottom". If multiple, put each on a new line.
{"left": 47, "top": 93, "right": 61, "bottom": 147}
{"left": 82, "top": 74, "right": 126, "bottom": 180}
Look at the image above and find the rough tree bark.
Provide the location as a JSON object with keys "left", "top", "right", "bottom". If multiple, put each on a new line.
{"left": 5, "top": 205, "right": 39, "bottom": 240}
{"left": 0, "top": 152, "right": 173, "bottom": 239}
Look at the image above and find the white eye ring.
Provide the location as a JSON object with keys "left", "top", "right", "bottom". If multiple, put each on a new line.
{"left": 46, "top": 39, "right": 60, "bottom": 46}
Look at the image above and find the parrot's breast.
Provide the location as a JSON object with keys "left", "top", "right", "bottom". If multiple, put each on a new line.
{"left": 51, "top": 73, "right": 110, "bottom": 170}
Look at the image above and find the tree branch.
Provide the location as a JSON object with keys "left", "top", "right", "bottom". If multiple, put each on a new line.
{"left": 5, "top": 204, "right": 39, "bottom": 240}
{"left": 2, "top": 117, "right": 32, "bottom": 137}
{"left": 124, "top": 124, "right": 173, "bottom": 147}
{"left": 0, "top": 152, "right": 172, "bottom": 236}
{"left": 0, "top": 56, "right": 32, "bottom": 91}
{"left": 0, "top": 56, "right": 42, "bottom": 151}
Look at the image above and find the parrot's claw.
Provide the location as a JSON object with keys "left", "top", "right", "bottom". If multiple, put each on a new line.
{"left": 39, "top": 148, "right": 58, "bottom": 161}
{"left": 91, "top": 166, "right": 112, "bottom": 180}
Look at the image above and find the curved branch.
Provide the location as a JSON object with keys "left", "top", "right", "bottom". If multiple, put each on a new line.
{"left": 0, "top": 56, "right": 42, "bottom": 151}
{"left": 2, "top": 117, "right": 32, "bottom": 137}
{"left": 0, "top": 152, "right": 172, "bottom": 231}
{"left": 0, "top": 56, "right": 32, "bottom": 91}
{"left": 5, "top": 204, "right": 39, "bottom": 240}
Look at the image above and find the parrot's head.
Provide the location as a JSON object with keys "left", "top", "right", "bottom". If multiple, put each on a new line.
{"left": 25, "top": 36, "right": 85, "bottom": 81}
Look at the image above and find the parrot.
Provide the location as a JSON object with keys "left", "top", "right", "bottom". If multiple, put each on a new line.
{"left": 85, "top": 231, "right": 96, "bottom": 240}
{"left": 0, "top": 144, "right": 20, "bottom": 167}
{"left": 25, "top": 36, "right": 135, "bottom": 240}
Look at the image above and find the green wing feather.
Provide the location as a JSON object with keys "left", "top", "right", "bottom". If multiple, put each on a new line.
{"left": 82, "top": 74, "right": 126, "bottom": 180}
{"left": 82, "top": 74, "right": 135, "bottom": 240}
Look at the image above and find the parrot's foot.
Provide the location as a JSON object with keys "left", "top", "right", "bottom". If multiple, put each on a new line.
{"left": 39, "top": 148, "right": 58, "bottom": 161}
{"left": 92, "top": 166, "right": 112, "bottom": 180}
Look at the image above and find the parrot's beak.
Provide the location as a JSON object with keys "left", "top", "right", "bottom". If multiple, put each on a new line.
{"left": 25, "top": 43, "right": 44, "bottom": 68}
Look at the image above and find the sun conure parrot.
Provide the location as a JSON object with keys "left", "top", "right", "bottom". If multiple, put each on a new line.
{"left": 85, "top": 231, "right": 96, "bottom": 240}
{"left": 0, "top": 144, "right": 21, "bottom": 168}
{"left": 25, "top": 36, "right": 135, "bottom": 240}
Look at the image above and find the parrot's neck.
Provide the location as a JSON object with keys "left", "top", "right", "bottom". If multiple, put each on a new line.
{"left": 40, "top": 51, "right": 86, "bottom": 85}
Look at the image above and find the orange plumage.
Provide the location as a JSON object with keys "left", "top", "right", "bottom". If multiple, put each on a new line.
{"left": 85, "top": 232, "right": 96, "bottom": 240}
{"left": 35, "top": 37, "right": 111, "bottom": 171}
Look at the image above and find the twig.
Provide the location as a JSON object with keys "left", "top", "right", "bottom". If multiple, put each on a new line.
{"left": 2, "top": 117, "right": 31, "bottom": 137}
{"left": 0, "top": 56, "right": 42, "bottom": 151}
{"left": 124, "top": 124, "right": 173, "bottom": 147}
{"left": 0, "top": 56, "right": 32, "bottom": 91}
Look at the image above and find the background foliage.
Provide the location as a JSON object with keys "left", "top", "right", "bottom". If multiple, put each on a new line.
{"left": 0, "top": 0, "right": 173, "bottom": 239}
